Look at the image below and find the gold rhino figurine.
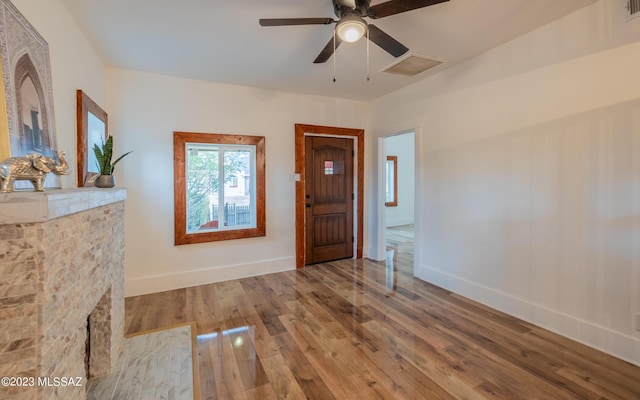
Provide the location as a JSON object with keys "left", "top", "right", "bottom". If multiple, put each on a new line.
{"left": 0, "top": 151, "right": 70, "bottom": 192}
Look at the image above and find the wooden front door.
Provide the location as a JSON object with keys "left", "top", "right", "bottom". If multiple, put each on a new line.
{"left": 305, "top": 136, "right": 354, "bottom": 264}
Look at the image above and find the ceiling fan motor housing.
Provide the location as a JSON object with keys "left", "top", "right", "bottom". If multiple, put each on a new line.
{"left": 334, "top": 0, "right": 371, "bottom": 18}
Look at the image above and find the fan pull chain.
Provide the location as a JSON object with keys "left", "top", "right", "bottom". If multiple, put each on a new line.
{"left": 333, "top": 30, "right": 336, "bottom": 83}
{"left": 366, "top": 26, "right": 370, "bottom": 82}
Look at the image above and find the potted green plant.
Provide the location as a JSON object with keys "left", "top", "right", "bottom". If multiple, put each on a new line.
{"left": 92, "top": 135, "right": 132, "bottom": 188}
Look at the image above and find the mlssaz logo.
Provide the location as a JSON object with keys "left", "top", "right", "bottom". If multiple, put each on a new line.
{"left": 37, "top": 377, "right": 84, "bottom": 387}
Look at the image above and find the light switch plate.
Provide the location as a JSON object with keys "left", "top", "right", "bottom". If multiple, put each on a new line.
{"left": 288, "top": 173, "right": 301, "bottom": 182}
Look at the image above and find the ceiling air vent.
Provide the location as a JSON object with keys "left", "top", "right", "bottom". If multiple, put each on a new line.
{"left": 381, "top": 53, "right": 444, "bottom": 78}
{"left": 627, "top": 0, "right": 640, "bottom": 19}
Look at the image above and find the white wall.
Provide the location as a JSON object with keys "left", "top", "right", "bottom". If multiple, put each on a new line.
{"left": 385, "top": 131, "right": 415, "bottom": 227}
{"left": 369, "top": 0, "right": 640, "bottom": 365}
{"left": 13, "top": 0, "right": 106, "bottom": 189}
{"left": 105, "top": 68, "right": 368, "bottom": 296}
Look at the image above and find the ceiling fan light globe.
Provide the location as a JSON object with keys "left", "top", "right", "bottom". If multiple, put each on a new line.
{"left": 336, "top": 17, "right": 366, "bottom": 43}
{"left": 343, "top": 25, "right": 364, "bottom": 42}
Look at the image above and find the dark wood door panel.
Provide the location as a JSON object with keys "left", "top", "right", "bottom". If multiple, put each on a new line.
{"left": 305, "top": 136, "right": 354, "bottom": 264}
{"left": 312, "top": 146, "right": 347, "bottom": 204}
{"left": 312, "top": 245, "right": 350, "bottom": 263}
{"left": 312, "top": 214, "right": 346, "bottom": 247}
{"left": 313, "top": 203, "right": 346, "bottom": 214}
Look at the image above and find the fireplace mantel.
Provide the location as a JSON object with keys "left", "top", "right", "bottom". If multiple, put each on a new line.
{"left": 0, "top": 187, "right": 126, "bottom": 224}
{"left": 0, "top": 187, "right": 126, "bottom": 400}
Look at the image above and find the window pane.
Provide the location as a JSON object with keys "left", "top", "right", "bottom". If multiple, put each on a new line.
{"left": 223, "top": 149, "right": 253, "bottom": 227}
{"left": 324, "top": 160, "right": 334, "bottom": 175}
{"left": 186, "top": 145, "right": 219, "bottom": 233}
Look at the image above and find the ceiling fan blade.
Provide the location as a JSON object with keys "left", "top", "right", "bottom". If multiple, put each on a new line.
{"left": 367, "top": 0, "right": 449, "bottom": 19}
{"left": 367, "top": 25, "right": 409, "bottom": 57}
{"left": 259, "top": 18, "right": 335, "bottom": 26}
{"left": 313, "top": 36, "right": 343, "bottom": 63}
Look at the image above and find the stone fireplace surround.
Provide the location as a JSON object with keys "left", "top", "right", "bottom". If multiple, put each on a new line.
{"left": 0, "top": 188, "right": 126, "bottom": 400}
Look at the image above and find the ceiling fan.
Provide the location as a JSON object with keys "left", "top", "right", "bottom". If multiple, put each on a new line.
{"left": 259, "top": 0, "right": 449, "bottom": 64}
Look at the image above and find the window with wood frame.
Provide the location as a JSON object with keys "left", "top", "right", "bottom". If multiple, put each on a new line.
{"left": 173, "top": 131, "right": 265, "bottom": 245}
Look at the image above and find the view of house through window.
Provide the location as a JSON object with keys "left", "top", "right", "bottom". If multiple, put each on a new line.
{"left": 186, "top": 144, "right": 255, "bottom": 233}
{"left": 174, "top": 131, "right": 265, "bottom": 245}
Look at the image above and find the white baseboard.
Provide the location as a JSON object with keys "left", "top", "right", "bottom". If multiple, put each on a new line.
{"left": 386, "top": 217, "right": 414, "bottom": 227}
{"left": 417, "top": 265, "right": 640, "bottom": 367}
{"left": 125, "top": 257, "right": 296, "bottom": 297}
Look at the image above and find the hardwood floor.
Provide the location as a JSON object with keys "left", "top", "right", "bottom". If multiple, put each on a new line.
{"left": 125, "top": 226, "right": 640, "bottom": 399}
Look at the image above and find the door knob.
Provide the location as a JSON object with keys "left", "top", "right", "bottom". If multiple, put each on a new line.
{"left": 306, "top": 203, "right": 312, "bottom": 208}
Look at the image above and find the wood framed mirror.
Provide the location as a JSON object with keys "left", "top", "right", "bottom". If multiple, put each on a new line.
{"left": 76, "top": 90, "right": 108, "bottom": 187}
{"left": 385, "top": 155, "right": 398, "bottom": 207}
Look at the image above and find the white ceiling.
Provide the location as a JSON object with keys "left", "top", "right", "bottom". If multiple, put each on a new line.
{"left": 61, "top": 0, "right": 598, "bottom": 101}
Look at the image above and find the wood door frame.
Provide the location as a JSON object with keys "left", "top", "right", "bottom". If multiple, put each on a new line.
{"left": 295, "top": 123, "right": 364, "bottom": 268}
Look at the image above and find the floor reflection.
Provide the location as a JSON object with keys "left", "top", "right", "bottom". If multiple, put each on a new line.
{"left": 385, "top": 249, "right": 397, "bottom": 293}
{"left": 197, "top": 325, "right": 250, "bottom": 342}
{"left": 385, "top": 224, "right": 413, "bottom": 294}
{"left": 197, "top": 325, "right": 268, "bottom": 392}
{"left": 386, "top": 224, "right": 415, "bottom": 277}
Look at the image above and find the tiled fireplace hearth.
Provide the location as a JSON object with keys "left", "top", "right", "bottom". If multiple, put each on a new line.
{"left": 0, "top": 188, "right": 126, "bottom": 400}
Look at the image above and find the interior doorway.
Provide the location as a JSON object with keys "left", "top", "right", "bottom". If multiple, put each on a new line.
{"left": 381, "top": 131, "right": 416, "bottom": 273}
{"left": 294, "top": 124, "right": 364, "bottom": 268}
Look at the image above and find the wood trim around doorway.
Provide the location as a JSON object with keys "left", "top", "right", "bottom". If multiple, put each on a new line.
{"left": 295, "top": 123, "right": 364, "bottom": 268}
